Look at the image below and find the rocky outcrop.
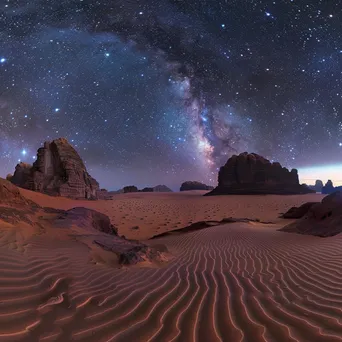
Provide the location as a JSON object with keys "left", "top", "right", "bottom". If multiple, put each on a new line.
{"left": 206, "top": 152, "right": 314, "bottom": 195}
{"left": 281, "top": 202, "right": 319, "bottom": 219}
{"left": 280, "top": 191, "right": 342, "bottom": 237}
{"left": 123, "top": 186, "right": 138, "bottom": 193}
{"left": 153, "top": 185, "right": 173, "bottom": 192}
{"left": 10, "top": 138, "right": 100, "bottom": 199}
{"left": 140, "top": 187, "right": 154, "bottom": 192}
{"left": 321, "top": 180, "right": 342, "bottom": 194}
{"left": 180, "top": 181, "right": 214, "bottom": 191}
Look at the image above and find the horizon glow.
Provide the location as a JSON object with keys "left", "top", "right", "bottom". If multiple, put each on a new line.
{"left": 298, "top": 164, "right": 342, "bottom": 186}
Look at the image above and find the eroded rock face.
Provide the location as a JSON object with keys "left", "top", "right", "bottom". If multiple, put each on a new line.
{"left": 206, "top": 152, "right": 314, "bottom": 195}
{"left": 180, "top": 181, "right": 214, "bottom": 191}
{"left": 10, "top": 138, "right": 100, "bottom": 199}
{"left": 280, "top": 191, "right": 342, "bottom": 237}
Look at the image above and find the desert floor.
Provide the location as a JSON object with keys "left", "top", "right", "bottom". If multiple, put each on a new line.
{"left": 3, "top": 191, "right": 342, "bottom": 341}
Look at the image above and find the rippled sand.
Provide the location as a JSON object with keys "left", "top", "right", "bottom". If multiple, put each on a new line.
{"left": 3, "top": 190, "right": 342, "bottom": 342}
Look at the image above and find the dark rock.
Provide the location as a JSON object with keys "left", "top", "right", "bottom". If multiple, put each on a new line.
{"left": 281, "top": 202, "right": 319, "bottom": 219}
{"left": 206, "top": 152, "right": 314, "bottom": 195}
{"left": 10, "top": 138, "right": 100, "bottom": 199}
{"left": 280, "top": 191, "right": 342, "bottom": 237}
{"left": 140, "top": 187, "right": 154, "bottom": 192}
{"left": 55, "top": 207, "right": 118, "bottom": 235}
{"left": 123, "top": 185, "right": 138, "bottom": 193}
{"left": 180, "top": 181, "right": 214, "bottom": 191}
{"left": 153, "top": 185, "right": 173, "bottom": 192}
{"left": 321, "top": 180, "right": 342, "bottom": 194}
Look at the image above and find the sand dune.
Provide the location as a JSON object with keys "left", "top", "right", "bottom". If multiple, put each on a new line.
{"left": 2, "top": 222, "right": 342, "bottom": 341}
{"left": 3, "top": 190, "right": 342, "bottom": 341}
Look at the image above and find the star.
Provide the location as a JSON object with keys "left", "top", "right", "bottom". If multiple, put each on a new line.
{"left": 0, "top": 58, "right": 6, "bottom": 63}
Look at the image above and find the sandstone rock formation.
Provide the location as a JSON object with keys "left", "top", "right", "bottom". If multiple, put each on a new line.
{"left": 140, "top": 187, "right": 154, "bottom": 192}
{"left": 180, "top": 181, "right": 214, "bottom": 191}
{"left": 206, "top": 152, "right": 314, "bottom": 195}
{"left": 153, "top": 185, "right": 173, "bottom": 192}
{"left": 10, "top": 138, "right": 100, "bottom": 199}
{"left": 123, "top": 185, "right": 138, "bottom": 193}
{"left": 281, "top": 202, "right": 318, "bottom": 219}
{"left": 321, "top": 180, "right": 342, "bottom": 194}
{"left": 280, "top": 191, "right": 342, "bottom": 237}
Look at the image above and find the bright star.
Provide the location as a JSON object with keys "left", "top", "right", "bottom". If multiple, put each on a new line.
{"left": 105, "top": 53, "right": 110, "bottom": 57}
{"left": 0, "top": 58, "right": 6, "bottom": 63}
{"left": 54, "top": 108, "right": 60, "bottom": 112}
{"left": 221, "top": 24, "right": 225, "bottom": 28}
{"left": 21, "top": 149, "right": 27, "bottom": 156}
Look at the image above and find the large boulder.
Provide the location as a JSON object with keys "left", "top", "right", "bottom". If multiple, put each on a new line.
{"left": 206, "top": 152, "right": 314, "bottom": 195}
{"left": 280, "top": 191, "right": 342, "bottom": 237}
{"left": 180, "top": 181, "right": 214, "bottom": 191}
{"left": 10, "top": 138, "right": 100, "bottom": 199}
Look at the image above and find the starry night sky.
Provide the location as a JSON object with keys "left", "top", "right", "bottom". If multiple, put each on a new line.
{"left": 1, "top": 0, "right": 342, "bottom": 190}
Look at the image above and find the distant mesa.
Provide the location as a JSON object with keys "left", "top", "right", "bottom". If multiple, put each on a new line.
{"left": 280, "top": 191, "right": 342, "bottom": 237}
{"left": 153, "top": 185, "right": 173, "bottom": 192}
{"left": 180, "top": 181, "right": 214, "bottom": 191}
{"left": 321, "top": 179, "right": 342, "bottom": 194}
{"left": 10, "top": 137, "right": 100, "bottom": 199}
{"left": 123, "top": 185, "right": 139, "bottom": 193}
{"left": 206, "top": 152, "right": 314, "bottom": 195}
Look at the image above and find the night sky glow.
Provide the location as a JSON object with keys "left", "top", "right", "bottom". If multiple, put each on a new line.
{"left": 1, "top": 1, "right": 342, "bottom": 190}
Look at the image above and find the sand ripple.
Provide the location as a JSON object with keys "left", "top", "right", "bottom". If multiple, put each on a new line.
{"left": 2, "top": 224, "right": 342, "bottom": 341}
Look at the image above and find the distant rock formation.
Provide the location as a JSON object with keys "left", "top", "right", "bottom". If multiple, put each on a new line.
{"left": 180, "top": 181, "right": 214, "bottom": 191}
{"left": 206, "top": 152, "right": 314, "bottom": 195}
{"left": 140, "top": 187, "right": 154, "bottom": 192}
{"left": 280, "top": 191, "right": 342, "bottom": 237}
{"left": 123, "top": 186, "right": 138, "bottom": 193}
{"left": 10, "top": 138, "right": 100, "bottom": 199}
{"left": 153, "top": 185, "right": 173, "bottom": 192}
{"left": 321, "top": 180, "right": 342, "bottom": 194}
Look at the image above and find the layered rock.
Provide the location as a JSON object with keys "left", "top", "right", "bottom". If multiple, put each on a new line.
{"left": 180, "top": 181, "right": 214, "bottom": 191}
{"left": 10, "top": 138, "right": 100, "bottom": 199}
{"left": 280, "top": 191, "right": 342, "bottom": 237}
{"left": 206, "top": 152, "right": 314, "bottom": 195}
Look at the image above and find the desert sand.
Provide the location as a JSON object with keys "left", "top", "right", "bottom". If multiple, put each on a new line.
{"left": 3, "top": 190, "right": 342, "bottom": 341}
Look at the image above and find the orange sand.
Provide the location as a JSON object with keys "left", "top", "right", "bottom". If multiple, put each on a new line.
{"left": 3, "top": 190, "right": 342, "bottom": 341}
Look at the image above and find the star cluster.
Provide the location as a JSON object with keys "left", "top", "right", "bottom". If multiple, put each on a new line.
{"left": 1, "top": 0, "right": 342, "bottom": 189}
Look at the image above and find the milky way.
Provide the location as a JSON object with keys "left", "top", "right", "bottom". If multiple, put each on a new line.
{"left": 1, "top": 1, "right": 342, "bottom": 189}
